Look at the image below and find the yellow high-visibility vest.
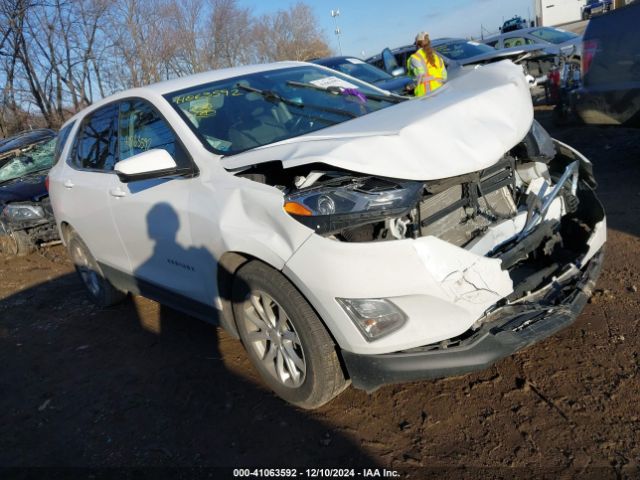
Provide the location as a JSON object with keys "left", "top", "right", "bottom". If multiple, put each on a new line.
{"left": 407, "top": 49, "right": 447, "bottom": 97}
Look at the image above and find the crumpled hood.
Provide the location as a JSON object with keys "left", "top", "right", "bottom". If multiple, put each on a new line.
{"left": 222, "top": 61, "right": 534, "bottom": 181}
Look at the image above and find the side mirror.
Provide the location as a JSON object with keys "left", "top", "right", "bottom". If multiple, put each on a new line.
{"left": 114, "top": 148, "right": 182, "bottom": 183}
{"left": 390, "top": 67, "right": 406, "bottom": 77}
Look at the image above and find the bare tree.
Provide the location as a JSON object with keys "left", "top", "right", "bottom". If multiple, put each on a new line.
{"left": 0, "top": 0, "right": 332, "bottom": 136}
{"left": 253, "top": 2, "right": 332, "bottom": 63}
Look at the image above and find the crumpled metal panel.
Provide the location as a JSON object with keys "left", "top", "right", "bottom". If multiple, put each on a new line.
{"left": 222, "top": 61, "right": 534, "bottom": 181}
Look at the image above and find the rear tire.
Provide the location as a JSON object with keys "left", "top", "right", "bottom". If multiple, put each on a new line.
{"left": 67, "top": 232, "right": 126, "bottom": 307}
{"left": 232, "top": 260, "right": 348, "bottom": 409}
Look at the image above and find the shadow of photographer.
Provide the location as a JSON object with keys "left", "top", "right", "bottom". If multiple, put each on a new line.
{"left": 0, "top": 202, "right": 382, "bottom": 468}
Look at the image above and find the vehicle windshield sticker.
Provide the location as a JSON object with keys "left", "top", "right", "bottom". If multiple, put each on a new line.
{"left": 468, "top": 41, "right": 481, "bottom": 46}
{"left": 189, "top": 99, "right": 217, "bottom": 117}
{"left": 310, "top": 76, "right": 358, "bottom": 90}
{"left": 346, "top": 58, "right": 365, "bottom": 64}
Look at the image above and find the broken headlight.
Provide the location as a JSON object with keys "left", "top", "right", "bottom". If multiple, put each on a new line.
{"left": 2, "top": 203, "right": 44, "bottom": 222}
{"left": 283, "top": 177, "right": 423, "bottom": 235}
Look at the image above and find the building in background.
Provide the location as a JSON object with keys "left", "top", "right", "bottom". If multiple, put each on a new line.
{"left": 534, "top": 0, "right": 583, "bottom": 26}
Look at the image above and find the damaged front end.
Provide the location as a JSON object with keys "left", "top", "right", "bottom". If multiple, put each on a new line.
{"left": 0, "top": 197, "right": 58, "bottom": 255}
{"left": 271, "top": 120, "right": 605, "bottom": 391}
{"left": 0, "top": 134, "right": 59, "bottom": 256}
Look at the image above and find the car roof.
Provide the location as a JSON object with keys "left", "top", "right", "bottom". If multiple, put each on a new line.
{"left": 0, "top": 129, "right": 56, "bottom": 155}
{"left": 365, "top": 38, "right": 475, "bottom": 64}
{"left": 63, "top": 61, "right": 312, "bottom": 127}
{"left": 312, "top": 56, "right": 364, "bottom": 66}
{"left": 385, "top": 38, "right": 469, "bottom": 54}
{"left": 484, "top": 26, "right": 576, "bottom": 43}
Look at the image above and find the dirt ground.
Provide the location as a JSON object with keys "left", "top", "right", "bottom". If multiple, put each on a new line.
{"left": 1, "top": 110, "right": 639, "bottom": 478}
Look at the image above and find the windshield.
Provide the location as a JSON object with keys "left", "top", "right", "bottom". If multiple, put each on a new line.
{"left": 529, "top": 27, "right": 577, "bottom": 44}
{"left": 434, "top": 40, "right": 495, "bottom": 60}
{"left": 321, "top": 58, "right": 392, "bottom": 84}
{"left": 0, "top": 137, "right": 56, "bottom": 184}
{"left": 165, "top": 66, "right": 398, "bottom": 155}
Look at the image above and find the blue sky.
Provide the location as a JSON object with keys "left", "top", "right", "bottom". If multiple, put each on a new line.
{"left": 248, "top": 0, "right": 535, "bottom": 58}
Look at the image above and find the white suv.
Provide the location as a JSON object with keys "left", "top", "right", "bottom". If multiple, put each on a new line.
{"left": 49, "top": 61, "right": 606, "bottom": 408}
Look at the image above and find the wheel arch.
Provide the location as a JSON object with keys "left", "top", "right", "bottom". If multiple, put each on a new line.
{"left": 218, "top": 251, "right": 348, "bottom": 378}
{"left": 59, "top": 221, "right": 74, "bottom": 246}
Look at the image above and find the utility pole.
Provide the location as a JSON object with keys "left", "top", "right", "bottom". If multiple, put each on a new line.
{"left": 330, "top": 9, "right": 342, "bottom": 55}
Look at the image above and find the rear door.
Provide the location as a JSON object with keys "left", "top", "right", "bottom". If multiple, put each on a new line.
{"left": 56, "top": 104, "right": 129, "bottom": 271}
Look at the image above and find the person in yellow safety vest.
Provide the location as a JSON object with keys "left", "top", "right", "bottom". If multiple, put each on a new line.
{"left": 407, "top": 32, "right": 447, "bottom": 97}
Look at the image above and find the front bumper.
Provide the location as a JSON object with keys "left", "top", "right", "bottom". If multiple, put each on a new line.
{"left": 342, "top": 250, "right": 604, "bottom": 392}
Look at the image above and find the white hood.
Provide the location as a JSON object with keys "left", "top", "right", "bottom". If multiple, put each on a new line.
{"left": 222, "top": 61, "right": 534, "bottom": 181}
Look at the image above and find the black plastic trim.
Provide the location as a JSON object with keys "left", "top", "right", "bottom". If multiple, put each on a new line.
{"left": 341, "top": 250, "right": 605, "bottom": 393}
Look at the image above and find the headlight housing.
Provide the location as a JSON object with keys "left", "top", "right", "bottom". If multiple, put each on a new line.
{"left": 2, "top": 203, "right": 45, "bottom": 222}
{"left": 337, "top": 298, "right": 407, "bottom": 341}
{"left": 283, "top": 176, "right": 423, "bottom": 235}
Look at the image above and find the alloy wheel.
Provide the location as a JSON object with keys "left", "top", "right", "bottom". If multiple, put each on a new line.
{"left": 241, "top": 290, "right": 307, "bottom": 388}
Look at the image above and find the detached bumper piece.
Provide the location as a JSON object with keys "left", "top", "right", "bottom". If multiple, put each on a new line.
{"left": 343, "top": 250, "right": 604, "bottom": 392}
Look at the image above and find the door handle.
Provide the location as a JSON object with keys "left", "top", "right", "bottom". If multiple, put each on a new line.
{"left": 109, "top": 187, "right": 127, "bottom": 198}
{"left": 63, "top": 179, "right": 74, "bottom": 189}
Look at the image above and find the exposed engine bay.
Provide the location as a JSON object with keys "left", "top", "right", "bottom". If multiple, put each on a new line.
{"left": 238, "top": 120, "right": 605, "bottom": 306}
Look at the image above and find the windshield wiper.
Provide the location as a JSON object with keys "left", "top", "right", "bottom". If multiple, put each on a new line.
{"left": 286, "top": 80, "right": 407, "bottom": 103}
{"left": 237, "top": 83, "right": 358, "bottom": 119}
{"left": 236, "top": 84, "right": 304, "bottom": 108}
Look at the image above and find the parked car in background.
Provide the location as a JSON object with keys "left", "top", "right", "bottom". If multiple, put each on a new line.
{"left": 572, "top": 2, "right": 640, "bottom": 125}
{"left": 581, "top": 0, "right": 613, "bottom": 19}
{"left": 501, "top": 15, "right": 528, "bottom": 33}
{"left": 367, "top": 38, "right": 555, "bottom": 87}
{"left": 49, "top": 60, "right": 605, "bottom": 409}
{"left": 0, "top": 128, "right": 59, "bottom": 255}
{"left": 312, "top": 56, "right": 414, "bottom": 95}
{"left": 483, "top": 26, "right": 582, "bottom": 57}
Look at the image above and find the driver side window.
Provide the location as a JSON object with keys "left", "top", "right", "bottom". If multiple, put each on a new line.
{"left": 118, "top": 99, "right": 176, "bottom": 161}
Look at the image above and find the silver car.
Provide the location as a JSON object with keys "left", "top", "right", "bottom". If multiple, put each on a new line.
{"left": 483, "top": 26, "right": 582, "bottom": 57}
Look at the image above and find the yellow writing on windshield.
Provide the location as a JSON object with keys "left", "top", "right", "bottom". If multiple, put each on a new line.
{"left": 122, "top": 135, "right": 151, "bottom": 151}
{"left": 174, "top": 88, "right": 242, "bottom": 105}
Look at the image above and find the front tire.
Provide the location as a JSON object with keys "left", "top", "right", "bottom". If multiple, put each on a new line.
{"left": 232, "top": 261, "right": 348, "bottom": 409}
{"left": 0, "top": 229, "right": 35, "bottom": 256}
{"left": 67, "top": 232, "right": 126, "bottom": 307}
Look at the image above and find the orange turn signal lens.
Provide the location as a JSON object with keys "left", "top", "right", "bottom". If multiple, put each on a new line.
{"left": 284, "top": 201, "right": 313, "bottom": 216}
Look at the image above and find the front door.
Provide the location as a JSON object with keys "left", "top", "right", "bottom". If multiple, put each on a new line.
{"left": 108, "top": 98, "right": 213, "bottom": 306}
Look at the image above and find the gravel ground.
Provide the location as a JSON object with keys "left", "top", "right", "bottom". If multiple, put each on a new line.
{"left": 0, "top": 111, "right": 638, "bottom": 478}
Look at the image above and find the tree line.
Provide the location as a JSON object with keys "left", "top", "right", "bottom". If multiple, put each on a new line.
{"left": 0, "top": 0, "right": 332, "bottom": 136}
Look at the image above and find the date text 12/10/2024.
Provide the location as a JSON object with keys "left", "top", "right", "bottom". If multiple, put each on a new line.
{"left": 233, "top": 468, "right": 401, "bottom": 478}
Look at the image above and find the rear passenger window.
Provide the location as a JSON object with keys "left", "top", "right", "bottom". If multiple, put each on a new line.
{"left": 73, "top": 104, "right": 118, "bottom": 171}
{"left": 118, "top": 100, "right": 176, "bottom": 161}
